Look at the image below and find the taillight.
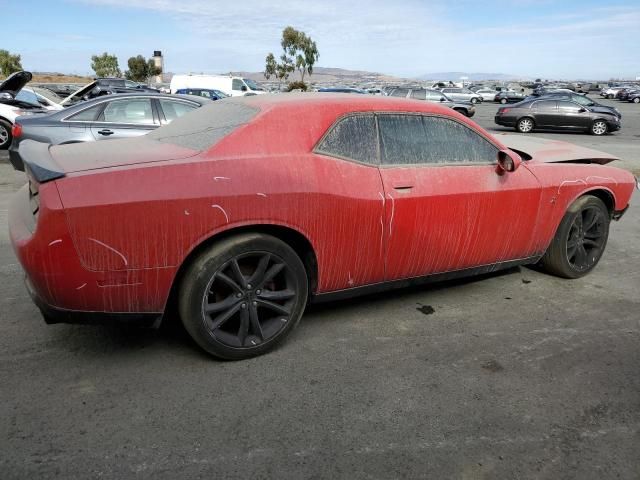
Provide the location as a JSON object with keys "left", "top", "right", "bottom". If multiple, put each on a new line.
{"left": 11, "top": 123, "right": 22, "bottom": 139}
{"left": 500, "top": 108, "right": 511, "bottom": 114}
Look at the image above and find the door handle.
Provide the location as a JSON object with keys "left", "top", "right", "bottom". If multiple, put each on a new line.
{"left": 97, "top": 129, "right": 114, "bottom": 136}
{"left": 393, "top": 185, "right": 414, "bottom": 191}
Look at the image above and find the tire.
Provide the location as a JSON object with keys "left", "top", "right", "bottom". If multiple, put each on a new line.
{"left": 607, "top": 94, "right": 614, "bottom": 99}
{"left": 591, "top": 120, "right": 608, "bottom": 136}
{"left": 178, "top": 233, "right": 309, "bottom": 360}
{"left": 453, "top": 107, "right": 470, "bottom": 117}
{"left": 500, "top": 98, "right": 508, "bottom": 104}
{"left": 633, "top": 97, "right": 640, "bottom": 104}
{"left": 0, "top": 119, "right": 11, "bottom": 150}
{"left": 470, "top": 98, "right": 477, "bottom": 104}
{"left": 538, "top": 195, "right": 610, "bottom": 279}
{"left": 516, "top": 117, "right": 534, "bottom": 133}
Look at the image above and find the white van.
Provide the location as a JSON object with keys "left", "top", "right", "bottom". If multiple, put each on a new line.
{"left": 169, "top": 75, "right": 267, "bottom": 97}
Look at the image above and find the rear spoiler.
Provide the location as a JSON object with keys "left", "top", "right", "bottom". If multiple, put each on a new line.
{"left": 20, "top": 140, "right": 65, "bottom": 183}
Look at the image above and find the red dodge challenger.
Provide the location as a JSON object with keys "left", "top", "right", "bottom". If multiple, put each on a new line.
{"left": 9, "top": 94, "right": 637, "bottom": 359}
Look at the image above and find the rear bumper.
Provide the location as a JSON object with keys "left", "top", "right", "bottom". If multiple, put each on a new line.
{"left": 494, "top": 116, "right": 516, "bottom": 127}
{"left": 25, "top": 275, "right": 161, "bottom": 326}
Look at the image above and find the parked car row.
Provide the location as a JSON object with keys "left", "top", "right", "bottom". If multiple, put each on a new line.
{"left": 0, "top": 71, "right": 217, "bottom": 151}
{"left": 386, "top": 88, "right": 476, "bottom": 117}
{"left": 600, "top": 84, "right": 640, "bottom": 102}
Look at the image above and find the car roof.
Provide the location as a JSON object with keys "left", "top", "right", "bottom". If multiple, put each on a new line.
{"left": 74, "top": 92, "right": 211, "bottom": 107}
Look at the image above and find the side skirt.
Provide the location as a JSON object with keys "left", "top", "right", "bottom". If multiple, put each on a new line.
{"left": 311, "top": 255, "right": 542, "bottom": 304}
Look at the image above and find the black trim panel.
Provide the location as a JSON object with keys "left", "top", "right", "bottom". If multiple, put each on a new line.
{"left": 311, "top": 255, "right": 542, "bottom": 304}
{"left": 20, "top": 140, "right": 65, "bottom": 182}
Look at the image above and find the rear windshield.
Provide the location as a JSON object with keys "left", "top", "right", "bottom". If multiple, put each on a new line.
{"left": 147, "top": 99, "right": 259, "bottom": 151}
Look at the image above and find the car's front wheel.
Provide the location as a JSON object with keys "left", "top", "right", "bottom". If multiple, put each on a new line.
{"left": 179, "top": 233, "right": 309, "bottom": 359}
{"left": 633, "top": 97, "right": 640, "bottom": 104}
{"left": 538, "top": 195, "right": 610, "bottom": 279}
{"left": 470, "top": 98, "right": 477, "bottom": 104}
{"left": 516, "top": 117, "right": 535, "bottom": 133}
{"left": 500, "top": 98, "right": 508, "bottom": 104}
{"left": 0, "top": 119, "right": 12, "bottom": 150}
{"left": 591, "top": 120, "right": 608, "bottom": 135}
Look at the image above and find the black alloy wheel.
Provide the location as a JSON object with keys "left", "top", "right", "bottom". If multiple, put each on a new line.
{"left": 539, "top": 195, "right": 610, "bottom": 279}
{"left": 565, "top": 205, "right": 607, "bottom": 273}
{"left": 179, "top": 233, "right": 308, "bottom": 359}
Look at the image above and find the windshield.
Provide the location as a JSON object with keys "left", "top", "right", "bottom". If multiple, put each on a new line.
{"left": 572, "top": 95, "right": 594, "bottom": 106}
{"left": 15, "top": 89, "right": 42, "bottom": 107}
{"left": 32, "top": 87, "right": 63, "bottom": 103}
{"left": 243, "top": 78, "right": 264, "bottom": 91}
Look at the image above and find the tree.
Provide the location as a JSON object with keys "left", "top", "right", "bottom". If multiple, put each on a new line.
{"left": 124, "top": 55, "right": 162, "bottom": 82}
{"left": 264, "top": 53, "right": 277, "bottom": 81}
{"left": 264, "top": 26, "right": 319, "bottom": 90}
{"left": 0, "top": 49, "right": 23, "bottom": 76}
{"left": 91, "top": 52, "right": 121, "bottom": 78}
{"left": 281, "top": 26, "right": 319, "bottom": 84}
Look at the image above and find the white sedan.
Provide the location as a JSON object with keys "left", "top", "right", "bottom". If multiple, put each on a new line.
{"left": 475, "top": 88, "right": 499, "bottom": 101}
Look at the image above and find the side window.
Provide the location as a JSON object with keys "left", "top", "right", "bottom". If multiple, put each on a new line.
{"left": 101, "top": 98, "right": 155, "bottom": 124}
{"left": 557, "top": 101, "right": 581, "bottom": 112}
{"left": 410, "top": 89, "right": 427, "bottom": 100}
{"left": 378, "top": 114, "right": 499, "bottom": 165}
{"left": 316, "top": 114, "right": 378, "bottom": 164}
{"left": 422, "top": 116, "right": 498, "bottom": 164}
{"left": 390, "top": 88, "right": 409, "bottom": 98}
{"left": 378, "top": 114, "right": 430, "bottom": 165}
{"left": 159, "top": 99, "right": 198, "bottom": 123}
{"left": 232, "top": 79, "right": 244, "bottom": 91}
{"left": 67, "top": 104, "right": 103, "bottom": 121}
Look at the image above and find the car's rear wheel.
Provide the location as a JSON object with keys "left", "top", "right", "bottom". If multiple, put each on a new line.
{"left": 591, "top": 120, "right": 608, "bottom": 135}
{"left": 633, "top": 97, "right": 640, "bottom": 104}
{"left": 179, "top": 233, "right": 308, "bottom": 360}
{"left": 470, "top": 98, "right": 477, "bottom": 104}
{"left": 0, "top": 119, "right": 11, "bottom": 150}
{"left": 538, "top": 195, "right": 609, "bottom": 279}
{"left": 516, "top": 117, "right": 534, "bottom": 133}
{"left": 500, "top": 98, "right": 508, "bottom": 104}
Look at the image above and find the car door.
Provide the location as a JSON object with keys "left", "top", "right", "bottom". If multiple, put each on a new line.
{"left": 530, "top": 100, "right": 557, "bottom": 128}
{"left": 311, "top": 113, "right": 386, "bottom": 290}
{"left": 89, "top": 97, "right": 159, "bottom": 140}
{"left": 376, "top": 114, "right": 542, "bottom": 281}
{"left": 555, "top": 100, "right": 591, "bottom": 129}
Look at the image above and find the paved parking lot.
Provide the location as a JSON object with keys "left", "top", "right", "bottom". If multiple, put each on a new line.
{"left": 0, "top": 98, "right": 639, "bottom": 479}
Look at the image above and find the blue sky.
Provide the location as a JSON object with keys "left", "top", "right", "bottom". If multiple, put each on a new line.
{"left": 2, "top": 0, "right": 639, "bottom": 79}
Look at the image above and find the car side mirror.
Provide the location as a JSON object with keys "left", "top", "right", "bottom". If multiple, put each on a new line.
{"left": 497, "top": 149, "right": 522, "bottom": 174}
{"left": 0, "top": 92, "right": 13, "bottom": 101}
{"left": 440, "top": 97, "right": 445, "bottom": 102}
{"left": 241, "top": 85, "right": 248, "bottom": 92}
{"left": 578, "top": 107, "right": 587, "bottom": 113}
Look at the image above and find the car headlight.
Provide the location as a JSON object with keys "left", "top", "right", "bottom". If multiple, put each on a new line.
{"left": 15, "top": 109, "right": 37, "bottom": 116}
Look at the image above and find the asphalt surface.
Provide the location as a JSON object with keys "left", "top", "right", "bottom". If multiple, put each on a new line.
{"left": 1, "top": 97, "right": 639, "bottom": 479}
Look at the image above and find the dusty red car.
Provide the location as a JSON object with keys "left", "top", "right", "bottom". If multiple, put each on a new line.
{"left": 9, "top": 94, "right": 637, "bottom": 359}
